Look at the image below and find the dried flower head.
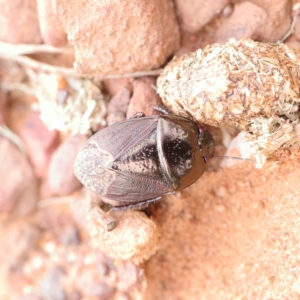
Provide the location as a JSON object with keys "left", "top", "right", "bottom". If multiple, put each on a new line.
{"left": 32, "top": 73, "right": 106, "bottom": 135}
{"left": 157, "top": 39, "right": 300, "bottom": 161}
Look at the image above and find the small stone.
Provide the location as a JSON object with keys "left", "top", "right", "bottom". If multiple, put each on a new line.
{"left": 86, "top": 283, "right": 116, "bottom": 299}
{"left": 102, "top": 78, "right": 133, "bottom": 98}
{"left": 59, "top": 226, "right": 79, "bottom": 246}
{"left": 20, "top": 110, "right": 60, "bottom": 178}
{"left": 0, "top": 136, "right": 38, "bottom": 215}
{"left": 90, "top": 211, "right": 160, "bottom": 264}
{"left": 47, "top": 134, "right": 88, "bottom": 196}
{"left": 107, "top": 87, "right": 131, "bottom": 125}
{"left": 126, "top": 77, "right": 162, "bottom": 118}
{"left": 222, "top": 3, "right": 234, "bottom": 17}
{"left": 36, "top": 0, "right": 67, "bottom": 46}
{"left": 41, "top": 267, "right": 66, "bottom": 300}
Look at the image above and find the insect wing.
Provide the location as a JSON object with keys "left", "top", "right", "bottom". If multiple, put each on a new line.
{"left": 105, "top": 169, "right": 171, "bottom": 202}
{"left": 90, "top": 116, "right": 159, "bottom": 160}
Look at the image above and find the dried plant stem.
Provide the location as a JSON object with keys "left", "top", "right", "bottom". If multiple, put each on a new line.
{"left": 38, "top": 197, "right": 74, "bottom": 208}
{"left": 0, "top": 125, "right": 27, "bottom": 156}
{"left": 1, "top": 53, "right": 163, "bottom": 79}
{"left": 0, "top": 41, "right": 163, "bottom": 79}
{"left": 0, "top": 53, "right": 81, "bottom": 77}
{"left": 103, "top": 68, "right": 163, "bottom": 79}
{"left": 0, "top": 41, "right": 73, "bottom": 55}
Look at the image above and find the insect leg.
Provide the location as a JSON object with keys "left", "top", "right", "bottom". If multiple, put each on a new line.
{"left": 129, "top": 112, "right": 146, "bottom": 119}
{"left": 108, "top": 196, "right": 162, "bottom": 212}
{"left": 90, "top": 206, "right": 117, "bottom": 231}
{"left": 153, "top": 105, "right": 170, "bottom": 115}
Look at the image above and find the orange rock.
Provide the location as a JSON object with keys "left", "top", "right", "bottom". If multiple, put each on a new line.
{"left": 90, "top": 210, "right": 160, "bottom": 264}
{"left": 54, "top": 0, "right": 180, "bottom": 76}
{"left": 126, "top": 77, "right": 162, "bottom": 119}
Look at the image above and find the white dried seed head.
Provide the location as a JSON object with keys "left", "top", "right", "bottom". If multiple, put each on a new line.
{"left": 157, "top": 38, "right": 300, "bottom": 159}
{"left": 32, "top": 73, "right": 106, "bottom": 135}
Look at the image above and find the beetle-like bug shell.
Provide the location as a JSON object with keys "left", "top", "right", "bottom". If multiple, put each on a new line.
{"left": 74, "top": 114, "right": 210, "bottom": 207}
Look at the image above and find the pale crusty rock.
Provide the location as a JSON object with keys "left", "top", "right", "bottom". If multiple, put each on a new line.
{"left": 0, "top": 0, "right": 42, "bottom": 44}
{"left": 36, "top": 0, "right": 67, "bottom": 46}
{"left": 157, "top": 39, "right": 300, "bottom": 159}
{"left": 72, "top": 189, "right": 160, "bottom": 263}
{"left": 175, "top": 0, "right": 229, "bottom": 33}
{"left": 90, "top": 211, "right": 160, "bottom": 264}
{"left": 53, "top": 0, "right": 180, "bottom": 77}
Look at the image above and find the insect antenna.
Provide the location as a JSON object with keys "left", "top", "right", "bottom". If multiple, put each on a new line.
{"left": 212, "top": 155, "right": 255, "bottom": 162}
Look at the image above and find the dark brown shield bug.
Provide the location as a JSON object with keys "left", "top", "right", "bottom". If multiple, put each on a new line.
{"left": 74, "top": 111, "right": 215, "bottom": 210}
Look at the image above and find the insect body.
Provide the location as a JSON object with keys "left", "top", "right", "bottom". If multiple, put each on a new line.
{"left": 74, "top": 113, "right": 215, "bottom": 210}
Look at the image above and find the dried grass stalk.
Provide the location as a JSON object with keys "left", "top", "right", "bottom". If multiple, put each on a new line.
{"left": 157, "top": 39, "right": 300, "bottom": 159}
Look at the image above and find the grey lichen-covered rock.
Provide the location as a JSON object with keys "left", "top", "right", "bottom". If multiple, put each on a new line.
{"left": 157, "top": 39, "right": 300, "bottom": 162}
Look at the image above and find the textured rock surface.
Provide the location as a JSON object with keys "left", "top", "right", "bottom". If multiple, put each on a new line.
{"left": 54, "top": 0, "right": 180, "bottom": 77}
